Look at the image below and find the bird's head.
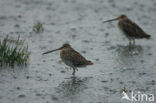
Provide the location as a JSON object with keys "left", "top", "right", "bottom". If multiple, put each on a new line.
{"left": 61, "top": 43, "right": 71, "bottom": 49}
{"left": 103, "top": 14, "right": 127, "bottom": 23}
{"left": 118, "top": 14, "right": 127, "bottom": 20}
{"left": 43, "top": 43, "right": 71, "bottom": 54}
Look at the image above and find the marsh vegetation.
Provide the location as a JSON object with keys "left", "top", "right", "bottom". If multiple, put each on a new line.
{"left": 0, "top": 35, "right": 30, "bottom": 67}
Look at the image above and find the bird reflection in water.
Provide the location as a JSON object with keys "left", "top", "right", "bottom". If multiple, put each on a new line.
{"left": 116, "top": 44, "right": 143, "bottom": 56}
{"left": 115, "top": 44, "right": 144, "bottom": 67}
{"left": 55, "top": 76, "right": 91, "bottom": 103}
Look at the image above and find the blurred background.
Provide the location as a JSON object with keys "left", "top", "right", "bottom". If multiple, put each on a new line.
{"left": 0, "top": 0, "right": 156, "bottom": 103}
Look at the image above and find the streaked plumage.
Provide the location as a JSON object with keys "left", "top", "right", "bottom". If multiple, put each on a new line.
{"left": 43, "top": 43, "right": 93, "bottom": 75}
{"left": 103, "top": 14, "right": 151, "bottom": 45}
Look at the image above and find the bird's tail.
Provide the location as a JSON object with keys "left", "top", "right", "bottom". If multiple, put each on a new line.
{"left": 144, "top": 34, "right": 151, "bottom": 39}
{"left": 87, "top": 60, "right": 93, "bottom": 65}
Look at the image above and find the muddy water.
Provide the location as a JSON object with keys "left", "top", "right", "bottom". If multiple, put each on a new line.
{"left": 0, "top": 0, "right": 156, "bottom": 103}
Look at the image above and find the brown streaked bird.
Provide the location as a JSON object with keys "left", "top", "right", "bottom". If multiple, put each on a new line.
{"left": 103, "top": 14, "right": 151, "bottom": 45}
{"left": 43, "top": 43, "right": 93, "bottom": 75}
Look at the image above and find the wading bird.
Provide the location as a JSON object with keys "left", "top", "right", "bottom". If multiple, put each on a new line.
{"left": 103, "top": 14, "right": 151, "bottom": 45}
{"left": 43, "top": 43, "right": 93, "bottom": 75}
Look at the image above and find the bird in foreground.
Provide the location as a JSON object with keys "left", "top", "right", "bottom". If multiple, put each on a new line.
{"left": 43, "top": 43, "right": 93, "bottom": 75}
{"left": 103, "top": 14, "right": 151, "bottom": 45}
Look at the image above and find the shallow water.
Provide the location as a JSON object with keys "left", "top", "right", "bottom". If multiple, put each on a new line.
{"left": 0, "top": 0, "right": 156, "bottom": 103}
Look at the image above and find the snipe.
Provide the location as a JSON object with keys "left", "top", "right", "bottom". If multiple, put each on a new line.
{"left": 43, "top": 43, "right": 93, "bottom": 75}
{"left": 103, "top": 14, "right": 151, "bottom": 45}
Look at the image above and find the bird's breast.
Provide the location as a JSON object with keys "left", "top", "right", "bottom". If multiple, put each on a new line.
{"left": 60, "top": 50, "right": 67, "bottom": 60}
{"left": 60, "top": 49, "right": 72, "bottom": 62}
{"left": 118, "top": 21, "right": 122, "bottom": 30}
{"left": 60, "top": 50, "right": 75, "bottom": 68}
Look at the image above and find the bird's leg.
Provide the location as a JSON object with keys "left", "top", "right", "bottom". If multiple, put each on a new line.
{"left": 132, "top": 38, "right": 135, "bottom": 45}
{"left": 128, "top": 38, "right": 132, "bottom": 46}
{"left": 72, "top": 68, "right": 76, "bottom": 76}
{"left": 128, "top": 38, "right": 132, "bottom": 50}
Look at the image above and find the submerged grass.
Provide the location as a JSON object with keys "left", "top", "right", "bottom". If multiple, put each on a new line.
{"left": 0, "top": 35, "right": 30, "bottom": 67}
{"left": 33, "top": 22, "right": 44, "bottom": 33}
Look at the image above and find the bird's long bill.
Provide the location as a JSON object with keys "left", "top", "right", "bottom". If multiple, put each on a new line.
{"left": 103, "top": 17, "right": 118, "bottom": 23}
{"left": 43, "top": 47, "right": 63, "bottom": 54}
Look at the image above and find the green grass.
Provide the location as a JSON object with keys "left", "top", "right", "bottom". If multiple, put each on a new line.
{"left": 0, "top": 35, "right": 30, "bottom": 67}
{"left": 33, "top": 22, "right": 44, "bottom": 33}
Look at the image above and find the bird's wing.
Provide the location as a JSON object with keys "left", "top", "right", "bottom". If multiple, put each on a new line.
{"left": 119, "top": 19, "right": 146, "bottom": 38}
{"left": 62, "top": 48, "right": 88, "bottom": 67}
